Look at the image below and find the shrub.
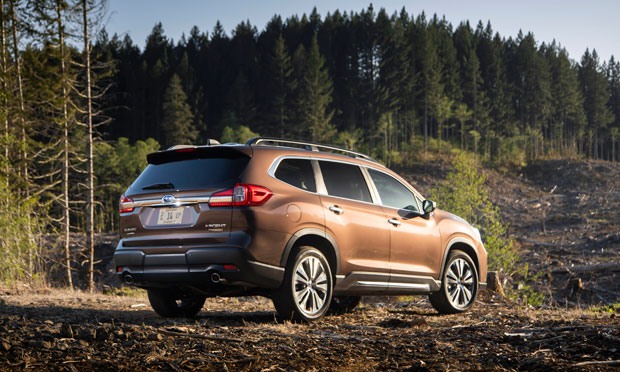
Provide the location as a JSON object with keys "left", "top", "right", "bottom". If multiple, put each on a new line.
{"left": 431, "top": 152, "right": 518, "bottom": 273}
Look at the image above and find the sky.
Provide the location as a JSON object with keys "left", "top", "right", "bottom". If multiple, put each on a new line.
{"left": 105, "top": 0, "right": 619, "bottom": 63}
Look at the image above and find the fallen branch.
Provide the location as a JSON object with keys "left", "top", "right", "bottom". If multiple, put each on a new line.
{"left": 573, "top": 360, "right": 620, "bottom": 367}
{"left": 552, "top": 263, "right": 620, "bottom": 274}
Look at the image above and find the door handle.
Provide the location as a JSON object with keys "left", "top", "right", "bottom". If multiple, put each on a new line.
{"left": 329, "top": 206, "right": 344, "bottom": 215}
{"left": 388, "top": 218, "right": 401, "bottom": 226}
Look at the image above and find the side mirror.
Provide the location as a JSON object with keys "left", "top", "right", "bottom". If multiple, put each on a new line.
{"left": 422, "top": 199, "right": 436, "bottom": 214}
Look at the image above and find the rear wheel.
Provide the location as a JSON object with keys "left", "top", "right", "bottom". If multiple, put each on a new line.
{"left": 328, "top": 296, "right": 361, "bottom": 315}
{"left": 272, "top": 246, "right": 333, "bottom": 321}
{"left": 429, "top": 250, "right": 479, "bottom": 314}
{"left": 147, "top": 288, "right": 206, "bottom": 318}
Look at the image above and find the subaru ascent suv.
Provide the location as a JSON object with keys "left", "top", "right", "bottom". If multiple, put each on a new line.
{"left": 114, "top": 137, "right": 487, "bottom": 321}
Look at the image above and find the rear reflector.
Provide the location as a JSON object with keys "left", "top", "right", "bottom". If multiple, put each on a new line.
{"left": 119, "top": 195, "right": 134, "bottom": 213}
{"left": 209, "top": 183, "right": 272, "bottom": 207}
{"left": 117, "top": 267, "right": 124, "bottom": 272}
{"left": 223, "top": 265, "right": 238, "bottom": 271}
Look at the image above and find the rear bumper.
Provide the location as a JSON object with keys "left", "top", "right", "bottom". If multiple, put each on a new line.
{"left": 113, "top": 242, "right": 284, "bottom": 289}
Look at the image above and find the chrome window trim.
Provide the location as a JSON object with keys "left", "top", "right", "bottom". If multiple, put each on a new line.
{"left": 266, "top": 155, "right": 320, "bottom": 195}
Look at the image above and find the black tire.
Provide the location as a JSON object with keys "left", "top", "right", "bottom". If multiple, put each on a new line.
{"left": 147, "top": 288, "right": 206, "bottom": 318}
{"left": 272, "top": 246, "right": 333, "bottom": 321}
{"left": 429, "top": 250, "right": 479, "bottom": 314}
{"left": 328, "top": 296, "right": 362, "bottom": 315}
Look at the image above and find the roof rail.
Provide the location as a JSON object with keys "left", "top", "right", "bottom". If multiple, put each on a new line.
{"left": 245, "top": 137, "right": 377, "bottom": 163}
{"left": 167, "top": 139, "right": 220, "bottom": 150}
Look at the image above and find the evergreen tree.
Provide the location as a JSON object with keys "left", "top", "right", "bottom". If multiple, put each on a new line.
{"left": 607, "top": 57, "right": 620, "bottom": 161}
{"left": 161, "top": 73, "right": 197, "bottom": 146}
{"left": 579, "top": 49, "right": 612, "bottom": 159}
{"left": 295, "top": 34, "right": 335, "bottom": 142}
{"left": 265, "top": 34, "right": 296, "bottom": 137}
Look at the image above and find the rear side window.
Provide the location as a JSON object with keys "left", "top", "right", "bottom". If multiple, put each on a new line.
{"left": 319, "top": 161, "right": 371, "bottom": 202}
{"left": 274, "top": 159, "right": 316, "bottom": 192}
{"left": 368, "top": 169, "right": 419, "bottom": 211}
{"left": 127, "top": 156, "right": 250, "bottom": 194}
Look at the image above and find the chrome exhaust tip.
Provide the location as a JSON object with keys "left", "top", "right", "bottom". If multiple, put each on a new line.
{"left": 124, "top": 274, "right": 133, "bottom": 284}
{"left": 210, "top": 272, "right": 221, "bottom": 284}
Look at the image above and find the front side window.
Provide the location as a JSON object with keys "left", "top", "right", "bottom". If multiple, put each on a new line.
{"left": 368, "top": 169, "right": 419, "bottom": 211}
{"left": 274, "top": 158, "right": 316, "bottom": 192}
{"left": 319, "top": 161, "right": 371, "bottom": 202}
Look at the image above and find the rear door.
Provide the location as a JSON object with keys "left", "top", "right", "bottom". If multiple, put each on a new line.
{"left": 119, "top": 148, "right": 250, "bottom": 248}
{"left": 317, "top": 160, "right": 390, "bottom": 287}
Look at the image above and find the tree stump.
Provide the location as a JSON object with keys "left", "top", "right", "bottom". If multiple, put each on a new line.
{"left": 486, "top": 271, "right": 505, "bottom": 296}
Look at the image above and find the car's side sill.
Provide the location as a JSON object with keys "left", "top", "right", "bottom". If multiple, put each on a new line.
{"left": 334, "top": 271, "right": 440, "bottom": 295}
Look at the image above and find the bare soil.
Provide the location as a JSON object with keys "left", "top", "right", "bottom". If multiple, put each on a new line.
{"left": 1, "top": 288, "right": 619, "bottom": 371}
{"left": 1, "top": 158, "right": 619, "bottom": 371}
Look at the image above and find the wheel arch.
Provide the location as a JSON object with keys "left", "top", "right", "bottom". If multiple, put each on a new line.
{"left": 281, "top": 228, "right": 340, "bottom": 276}
{"left": 439, "top": 237, "right": 481, "bottom": 281}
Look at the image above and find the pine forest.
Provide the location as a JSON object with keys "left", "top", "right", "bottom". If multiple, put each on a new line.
{"left": 1, "top": 1, "right": 619, "bottom": 289}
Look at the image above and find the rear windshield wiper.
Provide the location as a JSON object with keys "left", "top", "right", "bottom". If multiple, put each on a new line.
{"left": 142, "top": 182, "right": 176, "bottom": 190}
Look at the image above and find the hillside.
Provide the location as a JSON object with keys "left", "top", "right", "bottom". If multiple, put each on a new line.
{"left": 400, "top": 157, "right": 620, "bottom": 306}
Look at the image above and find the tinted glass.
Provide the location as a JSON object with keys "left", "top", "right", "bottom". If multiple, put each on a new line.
{"left": 368, "top": 169, "right": 419, "bottom": 211}
{"left": 319, "top": 161, "right": 371, "bottom": 202}
{"left": 275, "top": 159, "right": 316, "bottom": 192}
{"left": 127, "top": 157, "right": 249, "bottom": 194}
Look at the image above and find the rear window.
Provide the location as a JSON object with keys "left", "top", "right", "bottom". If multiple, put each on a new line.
{"left": 274, "top": 159, "right": 316, "bottom": 192}
{"left": 127, "top": 156, "right": 249, "bottom": 194}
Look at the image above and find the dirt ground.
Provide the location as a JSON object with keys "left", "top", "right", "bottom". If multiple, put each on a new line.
{"left": 0, "top": 288, "right": 619, "bottom": 371}
{"left": 2, "top": 158, "right": 619, "bottom": 371}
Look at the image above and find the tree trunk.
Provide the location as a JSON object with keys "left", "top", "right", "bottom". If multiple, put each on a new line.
{"left": 0, "top": 0, "right": 8, "bottom": 194}
{"left": 423, "top": 101, "right": 428, "bottom": 160}
{"left": 9, "top": 0, "right": 26, "bottom": 197}
{"left": 82, "top": 0, "right": 95, "bottom": 293}
{"left": 57, "top": 0, "right": 73, "bottom": 290}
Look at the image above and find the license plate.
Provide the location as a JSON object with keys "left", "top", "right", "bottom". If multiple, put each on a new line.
{"left": 157, "top": 207, "right": 184, "bottom": 225}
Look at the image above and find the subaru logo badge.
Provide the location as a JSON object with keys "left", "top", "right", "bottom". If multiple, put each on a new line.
{"left": 162, "top": 194, "right": 175, "bottom": 204}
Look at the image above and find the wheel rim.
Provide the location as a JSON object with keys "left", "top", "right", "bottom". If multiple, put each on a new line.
{"left": 293, "top": 256, "right": 329, "bottom": 317}
{"left": 445, "top": 258, "right": 476, "bottom": 309}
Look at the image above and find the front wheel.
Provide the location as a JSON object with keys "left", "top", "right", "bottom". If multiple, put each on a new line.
{"left": 429, "top": 250, "right": 479, "bottom": 314}
{"left": 272, "top": 247, "right": 333, "bottom": 321}
{"left": 147, "top": 288, "right": 206, "bottom": 318}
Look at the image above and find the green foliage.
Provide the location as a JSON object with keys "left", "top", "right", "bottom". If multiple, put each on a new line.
{"left": 0, "top": 174, "right": 41, "bottom": 284}
{"left": 161, "top": 74, "right": 198, "bottom": 147}
{"left": 94, "top": 137, "right": 160, "bottom": 231}
{"left": 431, "top": 152, "right": 518, "bottom": 273}
{"left": 220, "top": 120, "right": 260, "bottom": 144}
{"left": 589, "top": 303, "right": 620, "bottom": 314}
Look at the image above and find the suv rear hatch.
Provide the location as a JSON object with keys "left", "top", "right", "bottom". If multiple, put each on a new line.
{"left": 119, "top": 146, "right": 251, "bottom": 247}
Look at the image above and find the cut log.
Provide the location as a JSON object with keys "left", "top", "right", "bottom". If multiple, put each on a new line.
{"left": 552, "top": 263, "right": 620, "bottom": 274}
{"left": 486, "top": 271, "right": 505, "bottom": 296}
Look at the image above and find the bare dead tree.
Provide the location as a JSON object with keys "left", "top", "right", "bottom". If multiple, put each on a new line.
{"left": 55, "top": 0, "right": 72, "bottom": 290}
{"left": 80, "top": 0, "right": 94, "bottom": 292}
{"left": 8, "top": 0, "right": 26, "bottom": 197}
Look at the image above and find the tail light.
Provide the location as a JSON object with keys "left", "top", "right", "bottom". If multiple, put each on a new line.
{"left": 119, "top": 195, "right": 134, "bottom": 213}
{"left": 209, "top": 183, "right": 272, "bottom": 207}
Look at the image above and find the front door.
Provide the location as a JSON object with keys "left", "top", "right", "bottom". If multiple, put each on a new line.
{"left": 367, "top": 169, "right": 442, "bottom": 284}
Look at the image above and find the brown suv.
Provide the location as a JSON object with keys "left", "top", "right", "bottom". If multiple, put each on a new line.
{"left": 114, "top": 137, "right": 487, "bottom": 321}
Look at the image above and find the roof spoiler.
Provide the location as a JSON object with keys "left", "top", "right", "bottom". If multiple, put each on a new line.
{"left": 147, "top": 141, "right": 250, "bottom": 165}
